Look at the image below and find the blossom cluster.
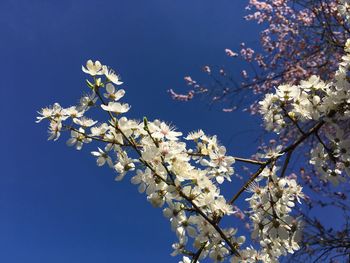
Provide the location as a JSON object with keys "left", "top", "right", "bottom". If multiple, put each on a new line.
{"left": 243, "top": 169, "right": 303, "bottom": 262}
{"left": 170, "top": 0, "right": 349, "bottom": 116}
{"left": 238, "top": 0, "right": 346, "bottom": 97}
{"left": 37, "top": 59, "right": 308, "bottom": 262}
{"left": 338, "top": 0, "right": 350, "bottom": 23}
{"left": 168, "top": 1, "right": 350, "bottom": 260}
{"left": 259, "top": 39, "right": 350, "bottom": 186}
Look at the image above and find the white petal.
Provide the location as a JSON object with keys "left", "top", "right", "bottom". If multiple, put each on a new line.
{"left": 115, "top": 173, "right": 126, "bottom": 181}
{"left": 97, "top": 157, "right": 106, "bottom": 166}
{"left": 216, "top": 175, "right": 224, "bottom": 184}
{"left": 106, "top": 83, "right": 115, "bottom": 94}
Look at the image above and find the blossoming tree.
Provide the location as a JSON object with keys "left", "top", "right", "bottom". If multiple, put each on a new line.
{"left": 170, "top": 0, "right": 350, "bottom": 112}
{"left": 37, "top": 35, "right": 350, "bottom": 261}
{"left": 169, "top": 1, "right": 350, "bottom": 261}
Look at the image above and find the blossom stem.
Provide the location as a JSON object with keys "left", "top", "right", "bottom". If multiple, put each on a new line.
{"left": 178, "top": 191, "right": 241, "bottom": 257}
{"left": 229, "top": 120, "right": 325, "bottom": 205}
{"left": 188, "top": 152, "right": 264, "bottom": 165}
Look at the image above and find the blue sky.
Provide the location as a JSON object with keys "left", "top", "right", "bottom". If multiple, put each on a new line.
{"left": 0, "top": 1, "right": 266, "bottom": 262}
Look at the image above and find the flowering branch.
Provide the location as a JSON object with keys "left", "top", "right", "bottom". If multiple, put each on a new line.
{"left": 37, "top": 37, "right": 350, "bottom": 262}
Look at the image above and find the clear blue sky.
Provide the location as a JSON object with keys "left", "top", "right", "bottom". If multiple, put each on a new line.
{"left": 1, "top": 1, "right": 268, "bottom": 262}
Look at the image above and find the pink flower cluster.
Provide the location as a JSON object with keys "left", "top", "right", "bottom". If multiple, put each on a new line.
{"left": 171, "top": 0, "right": 349, "bottom": 113}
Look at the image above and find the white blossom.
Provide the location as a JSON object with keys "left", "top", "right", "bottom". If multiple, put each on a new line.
{"left": 103, "top": 83, "right": 125, "bottom": 101}
{"left": 101, "top": 102, "right": 130, "bottom": 114}
{"left": 82, "top": 60, "right": 104, "bottom": 76}
{"left": 66, "top": 128, "right": 92, "bottom": 150}
{"left": 103, "top": 66, "right": 123, "bottom": 85}
{"left": 91, "top": 147, "right": 113, "bottom": 167}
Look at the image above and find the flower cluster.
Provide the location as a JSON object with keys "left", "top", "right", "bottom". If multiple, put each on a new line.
{"left": 260, "top": 40, "right": 350, "bottom": 186}
{"left": 167, "top": 1, "right": 350, "bottom": 260}
{"left": 37, "top": 60, "right": 244, "bottom": 262}
{"left": 338, "top": 0, "right": 350, "bottom": 23}
{"left": 37, "top": 59, "right": 310, "bottom": 262}
{"left": 244, "top": 169, "right": 303, "bottom": 262}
